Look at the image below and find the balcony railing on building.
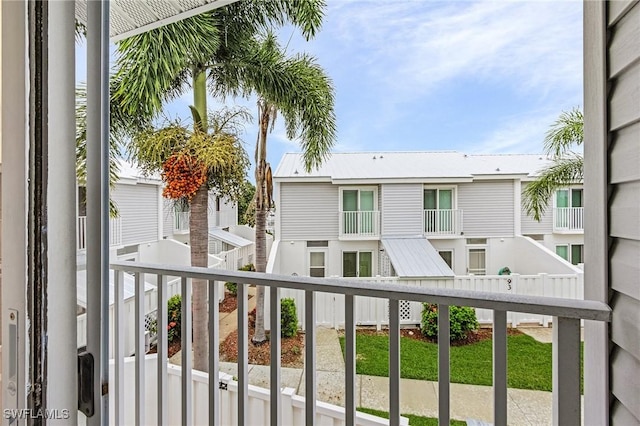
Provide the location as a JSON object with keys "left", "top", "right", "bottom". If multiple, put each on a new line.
{"left": 106, "top": 260, "right": 609, "bottom": 425}
{"left": 553, "top": 207, "right": 584, "bottom": 231}
{"left": 77, "top": 215, "right": 122, "bottom": 251}
{"left": 423, "top": 209, "right": 462, "bottom": 236}
{"left": 339, "top": 210, "right": 380, "bottom": 238}
{"left": 174, "top": 211, "right": 190, "bottom": 233}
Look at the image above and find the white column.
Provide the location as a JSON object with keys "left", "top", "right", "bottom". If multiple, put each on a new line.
{"left": 1, "top": 0, "right": 29, "bottom": 416}
{"left": 86, "top": 0, "right": 110, "bottom": 423}
{"left": 47, "top": 1, "right": 77, "bottom": 423}
{"left": 583, "top": 1, "right": 610, "bottom": 424}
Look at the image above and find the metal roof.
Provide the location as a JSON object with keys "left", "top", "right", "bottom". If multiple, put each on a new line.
{"left": 381, "top": 236, "right": 454, "bottom": 279}
{"left": 209, "top": 227, "right": 253, "bottom": 248}
{"left": 75, "top": 0, "right": 237, "bottom": 42}
{"left": 77, "top": 269, "right": 154, "bottom": 307}
{"left": 274, "top": 152, "right": 556, "bottom": 180}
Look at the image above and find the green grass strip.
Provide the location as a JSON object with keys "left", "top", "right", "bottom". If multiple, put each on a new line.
{"left": 357, "top": 407, "right": 466, "bottom": 426}
{"left": 340, "top": 332, "right": 583, "bottom": 392}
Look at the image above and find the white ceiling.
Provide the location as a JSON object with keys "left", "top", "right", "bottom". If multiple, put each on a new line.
{"left": 75, "top": 0, "right": 237, "bottom": 42}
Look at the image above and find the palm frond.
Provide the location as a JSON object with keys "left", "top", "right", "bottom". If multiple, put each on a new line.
{"left": 522, "top": 155, "right": 584, "bottom": 221}
{"left": 211, "top": 32, "right": 336, "bottom": 172}
{"left": 113, "top": 13, "right": 223, "bottom": 123}
{"left": 543, "top": 107, "right": 583, "bottom": 157}
{"left": 76, "top": 84, "right": 124, "bottom": 217}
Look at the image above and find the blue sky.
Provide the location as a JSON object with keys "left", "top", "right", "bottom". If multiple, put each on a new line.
{"left": 78, "top": 1, "right": 583, "bottom": 177}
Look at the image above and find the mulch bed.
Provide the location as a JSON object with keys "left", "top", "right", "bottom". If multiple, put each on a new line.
{"left": 219, "top": 293, "right": 254, "bottom": 313}
{"left": 148, "top": 339, "right": 182, "bottom": 358}
{"left": 352, "top": 327, "right": 523, "bottom": 346}
{"left": 219, "top": 308, "right": 305, "bottom": 368}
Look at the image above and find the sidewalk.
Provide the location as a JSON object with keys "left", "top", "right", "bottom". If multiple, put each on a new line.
{"left": 217, "top": 327, "right": 558, "bottom": 425}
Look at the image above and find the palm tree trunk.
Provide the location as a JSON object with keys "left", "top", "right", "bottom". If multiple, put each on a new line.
{"left": 191, "top": 69, "right": 209, "bottom": 372}
{"left": 252, "top": 103, "right": 271, "bottom": 343}
{"left": 190, "top": 184, "right": 209, "bottom": 372}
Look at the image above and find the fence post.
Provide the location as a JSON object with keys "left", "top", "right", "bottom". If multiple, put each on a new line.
{"left": 509, "top": 274, "right": 519, "bottom": 327}
{"left": 281, "top": 387, "right": 296, "bottom": 425}
{"left": 540, "top": 273, "right": 550, "bottom": 326}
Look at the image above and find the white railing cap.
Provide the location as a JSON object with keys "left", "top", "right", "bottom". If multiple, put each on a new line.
{"left": 111, "top": 261, "right": 610, "bottom": 322}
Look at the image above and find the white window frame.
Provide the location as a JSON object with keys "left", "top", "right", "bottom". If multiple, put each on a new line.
{"left": 339, "top": 186, "right": 378, "bottom": 212}
{"left": 341, "top": 250, "right": 375, "bottom": 278}
{"left": 438, "top": 249, "right": 454, "bottom": 270}
{"left": 308, "top": 249, "right": 328, "bottom": 278}
{"left": 466, "top": 239, "right": 487, "bottom": 275}
{"left": 423, "top": 186, "right": 457, "bottom": 210}
{"left": 553, "top": 186, "right": 584, "bottom": 208}
{"left": 556, "top": 243, "right": 584, "bottom": 265}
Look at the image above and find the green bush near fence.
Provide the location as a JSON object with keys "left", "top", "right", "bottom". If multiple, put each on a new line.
{"left": 225, "top": 264, "right": 255, "bottom": 296}
{"left": 421, "top": 303, "right": 478, "bottom": 341}
{"left": 280, "top": 298, "right": 298, "bottom": 338}
{"left": 167, "top": 294, "right": 181, "bottom": 343}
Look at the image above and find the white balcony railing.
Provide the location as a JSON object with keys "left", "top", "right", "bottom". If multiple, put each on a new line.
{"left": 339, "top": 210, "right": 380, "bottom": 238}
{"left": 553, "top": 207, "right": 584, "bottom": 231}
{"left": 174, "top": 211, "right": 190, "bottom": 233}
{"left": 77, "top": 216, "right": 122, "bottom": 251}
{"left": 423, "top": 209, "right": 462, "bottom": 235}
{"left": 110, "top": 260, "right": 609, "bottom": 426}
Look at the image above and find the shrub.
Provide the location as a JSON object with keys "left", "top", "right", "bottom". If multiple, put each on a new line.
{"left": 225, "top": 264, "right": 255, "bottom": 297}
{"left": 225, "top": 281, "right": 238, "bottom": 297}
{"left": 280, "top": 298, "right": 298, "bottom": 338}
{"left": 421, "top": 303, "right": 478, "bottom": 341}
{"left": 167, "top": 294, "right": 182, "bottom": 343}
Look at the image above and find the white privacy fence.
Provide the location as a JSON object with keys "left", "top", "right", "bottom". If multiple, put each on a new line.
{"left": 101, "top": 355, "right": 407, "bottom": 426}
{"left": 272, "top": 273, "right": 584, "bottom": 330}
{"left": 77, "top": 241, "right": 255, "bottom": 358}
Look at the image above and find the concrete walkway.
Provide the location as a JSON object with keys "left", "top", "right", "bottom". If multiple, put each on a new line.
{"left": 215, "top": 327, "right": 559, "bottom": 425}
{"left": 171, "top": 295, "right": 568, "bottom": 425}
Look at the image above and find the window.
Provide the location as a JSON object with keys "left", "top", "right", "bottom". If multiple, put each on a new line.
{"left": 466, "top": 238, "right": 487, "bottom": 245}
{"left": 556, "top": 244, "right": 584, "bottom": 265}
{"left": 424, "top": 188, "right": 455, "bottom": 233}
{"left": 341, "top": 187, "right": 377, "bottom": 235}
{"left": 438, "top": 250, "right": 453, "bottom": 269}
{"left": 307, "top": 241, "right": 329, "bottom": 248}
{"left": 468, "top": 248, "right": 486, "bottom": 275}
{"left": 342, "top": 251, "right": 373, "bottom": 278}
{"left": 309, "top": 251, "right": 326, "bottom": 277}
{"left": 556, "top": 188, "right": 583, "bottom": 208}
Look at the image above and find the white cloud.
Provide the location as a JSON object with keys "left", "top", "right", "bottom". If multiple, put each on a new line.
{"left": 326, "top": 1, "right": 582, "bottom": 101}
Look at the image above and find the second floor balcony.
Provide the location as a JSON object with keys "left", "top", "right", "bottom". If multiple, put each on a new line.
{"left": 423, "top": 209, "right": 463, "bottom": 236}
{"left": 77, "top": 215, "right": 122, "bottom": 251}
{"left": 339, "top": 210, "right": 381, "bottom": 239}
{"left": 553, "top": 207, "right": 584, "bottom": 232}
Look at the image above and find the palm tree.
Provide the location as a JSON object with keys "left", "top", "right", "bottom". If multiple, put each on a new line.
{"left": 235, "top": 34, "right": 336, "bottom": 343}
{"left": 109, "top": 1, "right": 329, "bottom": 371}
{"left": 522, "top": 108, "right": 584, "bottom": 221}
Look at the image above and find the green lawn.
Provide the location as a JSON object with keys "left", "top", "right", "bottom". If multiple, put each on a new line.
{"left": 340, "top": 332, "right": 583, "bottom": 392}
{"left": 357, "top": 407, "right": 466, "bottom": 426}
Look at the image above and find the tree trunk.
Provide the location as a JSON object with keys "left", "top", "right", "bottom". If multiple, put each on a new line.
{"left": 190, "top": 183, "right": 209, "bottom": 372}
{"left": 253, "top": 204, "right": 268, "bottom": 342}
{"left": 252, "top": 102, "right": 271, "bottom": 343}
{"left": 191, "top": 69, "right": 209, "bottom": 372}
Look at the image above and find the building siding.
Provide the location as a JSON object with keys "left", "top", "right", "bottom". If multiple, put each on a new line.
{"left": 607, "top": 2, "right": 640, "bottom": 423}
{"left": 112, "top": 183, "right": 159, "bottom": 246}
{"left": 280, "top": 182, "right": 338, "bottom": 240}
{"left": 381, "top": 183, "right": 422, "bottom": 235}
{"left": 458, "top": 180, "right": 515, "bottom": 237}
{"left": 520, "top": 183, "right": 553, "bottom": 235}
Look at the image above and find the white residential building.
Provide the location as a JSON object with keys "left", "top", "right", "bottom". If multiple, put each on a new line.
{"left": 269, "top": 151, "right": 583, "bottom": 279}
